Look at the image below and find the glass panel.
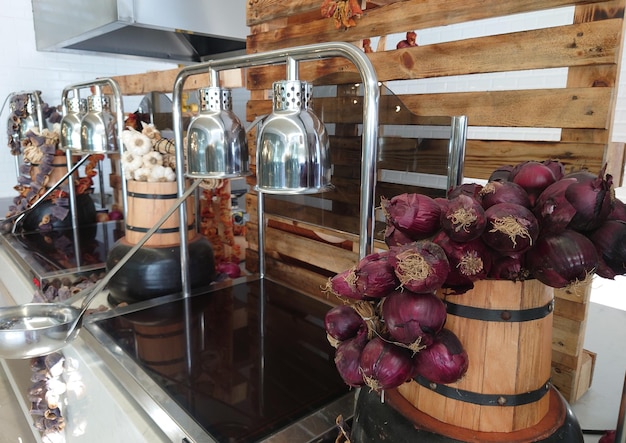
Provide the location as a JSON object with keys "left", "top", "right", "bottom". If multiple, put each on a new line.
{"left": 264, "top": 72, "right": 459, "bottom": 240}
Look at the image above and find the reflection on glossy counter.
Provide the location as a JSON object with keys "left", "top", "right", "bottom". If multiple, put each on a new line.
{"left": 87, "top": 278, "right": 349, "bottom": 442}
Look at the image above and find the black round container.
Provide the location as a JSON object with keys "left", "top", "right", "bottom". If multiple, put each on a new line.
{"left": 106, "top": 235, "right": 216, "bottom": 304}
{"left": 350, "top": 387, "right": 583, "bottom": 443}
{"left": 21, "top": 193, "right": 97, "bottom": 233}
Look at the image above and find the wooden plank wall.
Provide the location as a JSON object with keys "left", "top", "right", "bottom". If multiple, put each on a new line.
{"left": 244, "top": 0, "right": 626, "bottom": 301}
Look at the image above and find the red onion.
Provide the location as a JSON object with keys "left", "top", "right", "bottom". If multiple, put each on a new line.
{"left": 413, "top": 328, "right": 469, "bottom": 384}
{"left": 609, "top": 198, "right": 626, "bottom": 222}
{"left": 325, "top": 267, "right": 363, "bottom": 300}
{"left": 325, "top": 251, "right": 398, "bottom": 300}
{"left": 533, "top": 178, "right": 578, "bottom": 232}
{"left": 434, "top": 197, "right": 450, "bottom": 214}
{"left": 334, "top": 328, "right": 368, "bottom": 387}
{"left": 388, "top": 241, "right": 450, "bottom": 293}
{"left": 588, "top": 220, "right": 626, "bottom": 279}
{"left": 216, "top": 261, "right": 242, "bottom": 279}
{"left": 599, "top": 430, "right": 616, "bottom": 443}
{"left": 359, "top": 337, "right": 415, "bottom": 391}
{"left": 441, "top": 194, "right": 486, "bottom": 242}
{"left": 487, "top": 252, "right": 529, "bottom": 281}
{"left": 108, "top": 210, "right": 124, "bottom": 220}
{"left": 325, "top": 305, "right": 366, "bottom": 344}
{"left": 448, "top": 183, "right": 483, "bottom": 200}
{"left": 381, "top": 193, "right": 442, "bottom": 240}
{"left": 482, "top": 203, "right": 539, "bottom": 254}
{"left": 384, "top": 222, "right": 414, "bottom": 247}
{"left": 526, "top": 230, "right": 598, "bottom": 288}
{"left": 510, "top": 160, "right": 558, "bottom": 206}
{"left": 541, "top": 159, "right": 565, "bottom": 181}
{"left": 432, "top": 231, "right": 491, "bottom": 291}
{"left": 564, "top": 169, "right": 613, "bottom": 231}
{"left": 488, "top": 164, "right": 514, "bottom": 182}
{"left": 381, "top": 290, "right": 447, "bottom": 350}
{"left": 535, "top": 169, "right": 614, "bottom": 232}
{"left": 479, "top": 180, "right": 530, "bottom": 209}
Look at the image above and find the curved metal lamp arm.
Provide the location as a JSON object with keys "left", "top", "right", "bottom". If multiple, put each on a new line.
{"left": 61, "top": 78, "right": 127, "bottom": 220}
{"left": 173, "top": 42, "right": 380, "bottom": 296}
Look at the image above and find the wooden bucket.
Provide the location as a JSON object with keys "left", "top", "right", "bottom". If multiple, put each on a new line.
{"left": 29, "top": 155, "right": 77, "bottom": 186}
{"left": 397, "top": 279, "right": 554, "bottom": 434}
{"left": 125, "top": 180, "right": 196, "bottom": 247}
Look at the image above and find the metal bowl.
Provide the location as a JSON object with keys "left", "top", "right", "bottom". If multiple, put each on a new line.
{"left": 0, "top": 303, "right": 80, "bottom": 359}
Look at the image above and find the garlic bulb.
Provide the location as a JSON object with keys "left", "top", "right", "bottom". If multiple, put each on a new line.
{"left": 126, "top": 132, "right": 153, "bottom": 157}
{"left": 133, "top": 167, "right": 151, "bottom": 182}
{"left": 142, "top": 151, "right": 163, "bottom": 168}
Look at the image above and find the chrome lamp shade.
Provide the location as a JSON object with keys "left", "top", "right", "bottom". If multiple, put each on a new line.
{"left": 186, "top": 87, "right": 249, "bottom": 178}
{"left": 256, "top": 80, "right": 331, "bottom": 194}
{"left": 79, "top": 95, "right": 118, "bottom": 154}
{"left": 60, "top": 97, "right": 84, "bottom": 150}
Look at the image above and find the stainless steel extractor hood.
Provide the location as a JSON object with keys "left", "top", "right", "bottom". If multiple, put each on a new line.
{"left": 31, "top": 0, "right": 248, "bottom": 63}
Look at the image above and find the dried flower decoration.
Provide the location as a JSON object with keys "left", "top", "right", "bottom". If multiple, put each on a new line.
{"left": 396, "top": 31, "right": 418, "bottom": 49}
{"left": 321, "top": 0, "right": 363, "bottom": 29}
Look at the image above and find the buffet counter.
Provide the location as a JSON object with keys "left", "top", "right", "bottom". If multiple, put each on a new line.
{"left": 0, "top": 245, "right": 172, "bottom": 443}
{"left": 1, "top": 242, "right": 625, "bottom": 443}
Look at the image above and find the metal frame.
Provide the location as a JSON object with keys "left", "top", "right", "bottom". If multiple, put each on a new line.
{"left": 60, "top": 78, "right": 127, "bottom": 228}
{"left": 173, "top": 41, "right": 380, "bottom": 296}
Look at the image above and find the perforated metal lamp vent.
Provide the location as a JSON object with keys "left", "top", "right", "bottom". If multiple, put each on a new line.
{"left": 186, "top": 86, "right": 249, "bottom": 178}
{"left": 255, "top": 80, "right": 332, "bottom": 194}
{"left": 60, "top": 96, "right": 84, "bottom": 151}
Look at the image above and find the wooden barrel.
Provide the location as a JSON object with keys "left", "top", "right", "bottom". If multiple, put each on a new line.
{"left": 125, "top": 180, "right": 196, "bottom": 247}
{"left": 397, "top": 279, "right": 554, "bottom": 434}
{"left": 48, "top": 154, "right": 80, "bottom": 184}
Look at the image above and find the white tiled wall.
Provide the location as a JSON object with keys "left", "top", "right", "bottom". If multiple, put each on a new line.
{"left": 1, "top": 2, "right": 626, "bottom": 201}
{"left": 0, "top": 0, "right": 177, "bottom": 199}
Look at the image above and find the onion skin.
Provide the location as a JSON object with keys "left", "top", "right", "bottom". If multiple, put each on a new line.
{"left": 479, "top": 180, "right": 530, "bottom": 209}
{"left": 388, "top": 241, "right": 450, "bottom": 293}
{"left": 526, "top": 230, "right": 598, "bottom": 288}
{"left": 413, "top": 328, "right": 469, "bottom": 385}
{"left": 381, "top": 193, "right": 442, "bottom": 240}
{"left": 482, "top": 203, "right": 539, "bottom": 254}
{"left": 588, "top": 220, "right": 626, "bottom": 279}
{"left": 325, "top": 305, "right": 366, "bottom": 343}
{"left": 359, "top": 337, "right": 415, "bottom": 391}
{"left": 441, "top": 194, "right": 486, "bottom": 242}
{"left": 381, "top": 289, "right": 447, "bottom": 347}
{"left": 334, "top": 328, "right": 369, "bottom": 387}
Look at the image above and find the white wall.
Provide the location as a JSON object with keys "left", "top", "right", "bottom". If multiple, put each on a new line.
{"left": 0, "top": 0, "right": 177, "bottom": 199}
